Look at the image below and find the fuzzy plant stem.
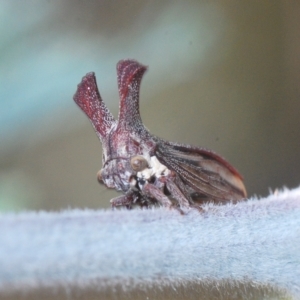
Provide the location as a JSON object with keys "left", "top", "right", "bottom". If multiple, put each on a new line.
{"left": 0, "top": 187, "right": 299, "bottom": 298}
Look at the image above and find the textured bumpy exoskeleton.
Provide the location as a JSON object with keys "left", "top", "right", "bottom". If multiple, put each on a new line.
{"left": 73, "top": 59, "right": 247, "bottom": 209}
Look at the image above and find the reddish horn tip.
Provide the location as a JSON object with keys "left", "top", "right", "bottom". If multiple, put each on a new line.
{"left": 73, "top": 72, "right": 96, "bottom": 108}
{"left": 73, "top": 71, "right": 115, "bottom": 139}
{"left": 117, "top": 59, "right": 148, "bottom": 100}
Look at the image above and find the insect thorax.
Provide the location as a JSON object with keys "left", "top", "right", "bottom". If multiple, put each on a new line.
{"left": 101, "top": 154, "right": 170, "bottom": 193}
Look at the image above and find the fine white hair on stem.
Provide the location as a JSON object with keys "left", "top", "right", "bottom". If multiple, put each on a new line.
{"left": 0, "top": 187, "right": 299, "bottom": 299}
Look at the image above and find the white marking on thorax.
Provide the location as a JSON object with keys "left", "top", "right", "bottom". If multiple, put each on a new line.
{"left": 137, "top": 155, "right": 170, "bottom": 180}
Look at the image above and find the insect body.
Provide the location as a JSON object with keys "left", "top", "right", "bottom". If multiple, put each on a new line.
{"left": 73, "top": 60, "right": 247, "bottom": 209}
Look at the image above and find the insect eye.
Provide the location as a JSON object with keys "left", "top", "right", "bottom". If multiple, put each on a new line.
{"left": 96, "top": 169, "right": 104, "bottom": 184}
{"left": 130, "top": 155, "right": 148, "bottom": 172}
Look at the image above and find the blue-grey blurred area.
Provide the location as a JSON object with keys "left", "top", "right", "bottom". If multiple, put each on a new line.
{"left": 0, "top": 1, "right": 299, "bottom": 211}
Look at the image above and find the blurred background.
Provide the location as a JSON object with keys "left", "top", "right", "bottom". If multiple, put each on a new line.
{"left": 0, "top": 0, "right": 299, "bottom": 212}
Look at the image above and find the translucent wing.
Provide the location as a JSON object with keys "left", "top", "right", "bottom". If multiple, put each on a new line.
{"left": 155, "top": 142, "right": 247, "bottom": 203}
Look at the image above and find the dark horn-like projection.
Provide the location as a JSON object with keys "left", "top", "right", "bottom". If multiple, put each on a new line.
{"left": 73, "top": 72, "right": 116, "bottom": 142}
{"left": 116, "top": 60, "right": 147, "bottom": 129}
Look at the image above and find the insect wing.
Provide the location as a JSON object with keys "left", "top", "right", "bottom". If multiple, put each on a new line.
{"left": 155, "top": 143, "right": 247, "bottom": 203}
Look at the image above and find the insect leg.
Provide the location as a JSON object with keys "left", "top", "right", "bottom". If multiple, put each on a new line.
{"left": 110, "top": 191, "right": 138, "bottom": 209}
{"left": 143, "top": 183, "right": 172, "bottom": 208}
{"left": 165, "top": 177, "right": 190, "bottom": 209}
{"left": 164, "top": 178, "right": 205, "bottom": 212}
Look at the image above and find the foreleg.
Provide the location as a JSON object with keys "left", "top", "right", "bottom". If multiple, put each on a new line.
{"left": 110, "top": 190, "right": 138, "bottom": 209}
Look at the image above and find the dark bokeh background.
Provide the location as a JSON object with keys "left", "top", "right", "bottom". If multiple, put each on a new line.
{"left": 1, "top": 0, "right": 299, "bottom": 211}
